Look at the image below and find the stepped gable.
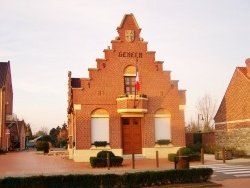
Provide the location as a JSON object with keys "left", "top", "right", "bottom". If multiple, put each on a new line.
{"left": 69, "top": 13, "right": 184, "bottom": 105}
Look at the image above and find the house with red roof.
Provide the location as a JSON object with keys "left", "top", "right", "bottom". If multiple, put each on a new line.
{"left": 214, "top": 58, "right": 250, "bottom": 154}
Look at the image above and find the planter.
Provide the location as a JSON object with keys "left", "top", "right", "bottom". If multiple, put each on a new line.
{"left": 174, "top": 156, "right": 190, "bottom": 169}
{"left": 215, "top": 150, "right": 233, "bottom": 160}
{"left": 156, "top": 139, "right": 171, "bottom": 145}
{"left": 93, "top": 141, "right": 108, "bottom": 147}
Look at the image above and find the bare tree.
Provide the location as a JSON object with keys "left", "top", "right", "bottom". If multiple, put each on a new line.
{"left": 25, "top": 123, "right": 33, "bottom": 137}
{"left": 196, "top": 93, "right": 217, "bottom": 132}
{"left": 34, "top": 126, "right": 49, "bottom": 137}
{"left": 41, "top": 126, "right": 49, "bottom": 135}
{"left": 186, "top": 117, "right": 201, "bottom": 133}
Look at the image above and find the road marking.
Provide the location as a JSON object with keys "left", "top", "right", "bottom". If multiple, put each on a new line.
{"left": 191, "top": 164, "right": 250, "bottom": 177}
{"left": 235, "top": 174, "right": 250, "bottom": 177}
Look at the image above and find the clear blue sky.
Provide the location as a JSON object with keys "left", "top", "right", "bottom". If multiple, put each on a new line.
{"left": 1, "top": 0, "right": 250, "bottom": 132}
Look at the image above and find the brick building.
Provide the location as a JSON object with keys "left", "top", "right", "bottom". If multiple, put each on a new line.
{"left": 67, "top": 14, "right": 186, "bottom": 162}
{"left": 0, "top": 61, "right": 17, "bottom": 151}
{"left": 214, "top": 58, "right": 250, "bottom": 154}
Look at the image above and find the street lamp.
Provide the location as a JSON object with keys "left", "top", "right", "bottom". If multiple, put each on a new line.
{"left": 197, "top": 114, "right": 204, "bottom": 132}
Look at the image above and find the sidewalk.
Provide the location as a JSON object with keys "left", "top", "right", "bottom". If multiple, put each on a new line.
{"left": 1, "top": 149, "right": 250, "bottom": 187}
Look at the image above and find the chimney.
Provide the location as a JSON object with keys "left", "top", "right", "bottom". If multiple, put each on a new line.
{"left": 246, "top": 58, "right": 250, "bottom": 76}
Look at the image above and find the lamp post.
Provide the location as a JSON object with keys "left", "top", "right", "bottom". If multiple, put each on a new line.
{"left": 197, "top": 114, "right": 204, "bottom": 132}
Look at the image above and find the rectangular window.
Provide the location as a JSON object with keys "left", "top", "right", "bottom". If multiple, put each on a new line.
{"left": 124, "top": 76, "right": 136, "bottom": 94}
{"left": 155, "top": 118, "right": 171, "bottom": 141}
{"left": 91, "top": 118, "right": 109, "bottom": 143}
{"left": 122, "top": 118, "right": 130, "bottom": 125}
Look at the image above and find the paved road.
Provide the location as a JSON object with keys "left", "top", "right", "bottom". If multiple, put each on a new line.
{"left": 1, "top": 149, "right": 250, "bottom": 187}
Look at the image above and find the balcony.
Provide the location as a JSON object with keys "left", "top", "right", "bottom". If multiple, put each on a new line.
{"left": 116, "top": 94, "right": 148, "bottom": 113}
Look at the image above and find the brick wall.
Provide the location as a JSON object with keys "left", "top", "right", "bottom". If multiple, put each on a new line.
{"left": 185, "top": 132, "right": 215, "bottom": 146}
{"left": 214, "top": 66, "right": 250, "bottom": 124}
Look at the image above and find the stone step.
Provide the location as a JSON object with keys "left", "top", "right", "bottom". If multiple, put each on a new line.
{"left": 122, "top": 154, "right": 147, "bottom": 160}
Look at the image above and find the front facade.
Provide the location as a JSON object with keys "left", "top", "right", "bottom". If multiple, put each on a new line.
{"left": 214, "top": 58, "right": 250, "bottom": 154}
{"left": 67, "top": 14, "right": 186, "bottom": 162}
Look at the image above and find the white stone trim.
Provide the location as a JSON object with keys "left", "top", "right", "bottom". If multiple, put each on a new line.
{"left": 117, "top": 109, "right": 147, "bottom": 113}
{"left": 154, "top": 114, "right": 171, "bottom": 118}
{"left": 215, "top": 119, "right": 250, "bottom": 125}
{"left": 91, "top": 114, "right": 109, "bottom": 117}
{"left": 179, "top": 105, "right": 186, "bottom": 110}
{"left": 73, "top": 104, "right": 81, "bottom": 110}
{"left": 120, "top": 113, "right": 144, "bottom": 117}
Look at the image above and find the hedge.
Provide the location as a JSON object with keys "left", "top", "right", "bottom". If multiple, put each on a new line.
{"left": 0, "top": 168, "right": 213, "bottom": 188}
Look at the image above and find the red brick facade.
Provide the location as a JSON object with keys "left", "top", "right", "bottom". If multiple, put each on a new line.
{"left": 214, "top": 58, "right": 250, "bottom": 154}
{"left": 0, "top": 61, "right": 14, "bottom": 150}
{"left": 67, "top": 14, "right": 186, "bottom": 161}
{"left": 214, "top": 58, "right": 250, "bottom": 130}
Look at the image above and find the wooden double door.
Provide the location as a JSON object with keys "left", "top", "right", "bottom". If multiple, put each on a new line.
{"left": 122, "top": 118, "right": 142, "bottom": 154}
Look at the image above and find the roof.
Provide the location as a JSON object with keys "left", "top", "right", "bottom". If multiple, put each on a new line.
{"left": 0, "top": 62, "right": 10, "bottom": 87}
{"left": 237, "top": 67, "right": 250, "bottom": 81}
{"left": 30, "top": 136, "right": 43, "bottom": 142}
{"left": 214, "top": 64, "right": 250, "bottom": 123}
{"left": 117, "top": 13, "right": 141, "bottom": 30}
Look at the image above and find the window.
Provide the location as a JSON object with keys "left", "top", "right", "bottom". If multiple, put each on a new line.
{"left": 122, "top": 118, "right": 130, "bottom": 125}
{"left": 91, "top": 117, "right": 109, "bottom": 143}
{"left": 124, "top": 76, "right": 135, "bottom": 95}
{"left": 155, "top": 117, "right": 171, "bottom": 141}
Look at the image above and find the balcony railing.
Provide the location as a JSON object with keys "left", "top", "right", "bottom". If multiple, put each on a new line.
{"left": 116, "top": 94, "right": 148, "bottom": 113}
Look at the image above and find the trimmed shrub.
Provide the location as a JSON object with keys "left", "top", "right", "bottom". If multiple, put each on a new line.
{"left": 97, "top": 150, "right": 115, "bottom": 158}
{"left": 111, "top": 156, "right": 123, "bottom": 167}
{"left": 90, "top": 157, "right": 107, "bottom": 167}
{"left": 168, "top": 148, "right": 201, "bottom": 162}
{"left": 90, "top": 151, "right": 123, "bottom": 168}
{"left": 177, "top": 147, "right": 193, "bottom": 156}
{"left": 90, "top": 156, "right": 123, "bottom": 168}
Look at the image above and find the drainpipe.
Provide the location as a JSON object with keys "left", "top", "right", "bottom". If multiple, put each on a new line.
{"left": 0, "top": 87, "right": 6, "bottom": 150}
{"left": 0, "top": 88, "right": 3, "bottom": 149}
